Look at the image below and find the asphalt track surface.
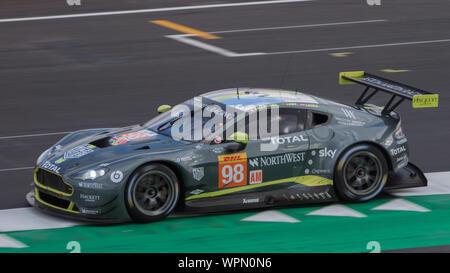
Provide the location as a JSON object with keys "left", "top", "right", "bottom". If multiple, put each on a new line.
{"left": 0, "top": 0, "right": 449, "bottom": 252}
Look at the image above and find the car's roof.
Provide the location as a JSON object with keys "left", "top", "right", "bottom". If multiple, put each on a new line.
{"left": 203, "top": 88, "right": 315, "bottom": 104}
{"left": 201, "top": 88, "right": 342, "bottom": 109}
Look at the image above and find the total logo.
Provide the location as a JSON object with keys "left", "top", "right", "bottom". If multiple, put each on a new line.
{"left": 269, "top": 134, "right": 308, "bottom": 145}
{"left": 391, "top": 146, "right": 406, "bottom": 156}
{"left": 318, "top": 148, "right": 337, "bottom": 159}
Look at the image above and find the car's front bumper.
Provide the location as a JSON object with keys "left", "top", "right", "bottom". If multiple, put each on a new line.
{"left": 32, "top": 167, "right": 131, "bottom": 222}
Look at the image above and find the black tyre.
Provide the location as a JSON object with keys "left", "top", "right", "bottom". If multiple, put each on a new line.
{"left": 125, "top": 163, "right": 180, "bottom": 223}
{"left": 334, "top": 144, "right": 388, "bottom": 202}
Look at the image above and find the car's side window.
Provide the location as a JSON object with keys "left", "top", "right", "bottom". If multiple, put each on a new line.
{"left": 277, "top": 108, "right": 307, "bottom": 135}
{"left": 250, "top": 107, "right": 307, "bottom": 139}
{"left": 311, "top": 112, "right": 329, "bottom": 127}
{"left": 220, "top": 107, "right": 307, "bottom": 141}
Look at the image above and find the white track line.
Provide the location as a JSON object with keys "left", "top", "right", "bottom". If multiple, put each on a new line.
{"left": 0, "top": 167, "right": 34, "bottom": 173}
{"left": 265, "top": 39, "right": 450, "bottom": 55}
{"left": 389, "top": 172, "right": 450, "bottom": 196}
{"left": 0, "top": 0, "right": 312, "bottom": 23}
{"left": 0, "top": 208, "right": 84, "bottom": 232}
{"left": 168, "top": 37, "right": 450, "bottom": 57}
{"left": 167, "top": 35, "right": 264, "bottom": 57}
{"left": 0, "top": 131, "right": 71, "bottom": 140}
{"left": 207, "top": 19, "right": 388, "bottom": 34}
{"left": 0, "top": 234, "right": 28, "bottom": 248}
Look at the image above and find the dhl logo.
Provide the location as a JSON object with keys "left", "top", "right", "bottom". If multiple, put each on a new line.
{"left": 218, "top": 153, "right": 247, "bottom": 163}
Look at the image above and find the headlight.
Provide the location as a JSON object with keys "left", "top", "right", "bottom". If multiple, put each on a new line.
{"left": 71, "top": 167, "right": 109, "bottom": 181}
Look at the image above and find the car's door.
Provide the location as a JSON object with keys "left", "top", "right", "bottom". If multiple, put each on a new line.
{"left": 210, "top": 106, "right": 310, "bottom": 191}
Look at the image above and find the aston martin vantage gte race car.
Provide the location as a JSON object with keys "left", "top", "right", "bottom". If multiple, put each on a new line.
{"left": 28, "top": 71, "right": 438, "bottom": 223}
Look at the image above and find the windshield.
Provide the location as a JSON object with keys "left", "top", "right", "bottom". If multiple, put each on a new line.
{"left": 143, "top": 97, "right": 241, "bottom": 142}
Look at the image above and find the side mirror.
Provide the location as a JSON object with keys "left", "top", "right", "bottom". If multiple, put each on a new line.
{"left": 230, "top": 132, "right": 248, "bottom": 144}
{"left": 157, "top": 105, "right": 171, "bottom": 114}
{"left": 225, "top": 132, "right": 248, "bottom": 152}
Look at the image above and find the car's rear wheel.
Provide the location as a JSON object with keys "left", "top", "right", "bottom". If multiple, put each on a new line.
{"left": 334, "top": 144, "right": 388, "bottom": 202}
{"left": 125, "top": 164, "right": 179, "bottom": 223}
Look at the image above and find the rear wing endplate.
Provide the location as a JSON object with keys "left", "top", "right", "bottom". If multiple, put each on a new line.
{"left": 339, "top": 71, "right": 438, "bottom": 115}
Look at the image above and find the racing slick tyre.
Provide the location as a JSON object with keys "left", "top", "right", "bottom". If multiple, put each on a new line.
{"left": 125, "top": 163, "right": 180, "bottom": 223}
{"left": 334, "top": 144, "right": 388, "bottom": 202}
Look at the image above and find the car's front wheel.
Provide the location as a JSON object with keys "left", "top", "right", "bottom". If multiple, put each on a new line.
{"left": 125, "top": 164, "right": 179, "bottom": 223}
{"left": 334, "top": 144, "right": 388, "bottom": 202}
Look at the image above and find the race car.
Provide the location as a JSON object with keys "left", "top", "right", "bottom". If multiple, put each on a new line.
{"left": 28, "top": 71, "right": 438, "bottom": 223}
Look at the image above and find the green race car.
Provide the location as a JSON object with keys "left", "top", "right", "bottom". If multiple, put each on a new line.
{"left": 28, "top": 71, "right": 437, "bottom": 223}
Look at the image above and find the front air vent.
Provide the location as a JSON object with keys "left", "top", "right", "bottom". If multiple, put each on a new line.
{"left": 38, "top": 190, "right": 71, "bottom": 209}
{"left": 36, "top": 168, "right": 73, "bottom": 195}
{"left": 135, "top": 146, "right": 150, "bottom": 151}
{"left": 90, "top": 137, "right": 111, "bottom": 148}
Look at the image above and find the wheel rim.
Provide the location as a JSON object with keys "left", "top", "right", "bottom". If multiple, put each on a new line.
{"left": 132, "top": 170, "right": 175, "bottom": 216}
{"left": 343, "top": 151, "right": 382, "bottom": 196}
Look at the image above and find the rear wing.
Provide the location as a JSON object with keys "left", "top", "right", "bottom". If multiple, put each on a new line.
{"left": 339, "top": 71, "right": 439, "bottom": 115}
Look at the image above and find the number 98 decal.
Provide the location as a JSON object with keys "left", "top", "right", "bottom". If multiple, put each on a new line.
{"left": 218, "top": 153, "right": 247, "bottom": 188}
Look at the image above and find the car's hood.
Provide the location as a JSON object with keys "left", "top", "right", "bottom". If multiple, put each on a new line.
{"left": 38, "top": 125, "right": 189, "bottom": 174}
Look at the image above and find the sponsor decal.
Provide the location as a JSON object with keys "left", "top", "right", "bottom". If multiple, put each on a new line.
{"left": 243, "top": 198, "right": 259, "bottom": 204}
{"left": 110, "top": 170, "right": 124, "bottom": 183}
{"left": 64, "top": 144, "right": 96, "bottom": 159}
{"left": 396, "top": 154, "right": 408, "bottom": 163}
{"left": 80, "top": 208, "right": 100, "bottom": 215}
{"left": 318, "top": 148, "right": 337, "bottom": 159}
{"left": 55, "top": 157, "right": 66, "bottom": 164}
{"left": 190, "top": 189, "right": 204, "bottom": 195}
{"left": 258, "top": 152, "right": 305, "bottom": 167}
{"left": 391, "top": 146, "right": 406, "bottom": 156}
{"left": 218, "top": 153, "right": 247, "bottom": 188}
{"left": 311, "top": 169, "right": 331, "bottom": 175}
{"left": 249, "top": 158, "right": 259, "bottom": 168}
{"left": 396, "top": 154, "right": 408, "bottom": 168}
{"left": 80, "top": 194, "right": 100, "bottom": 202}
{"left": 267, "top": 134, "right": 308, "bottom": 145}
{"left": 109, "top": 129, "right": 156, "bottom": 146}
{"left": 78, "top": 182, "right": 103, "bottom": 189}
{"left": 41, "top": 161, "right": 61, "bottom": 174}
{"left": 412, "top": 94, "right": 439, "bottom": 108}
{"left": 193, "top": 167, "right": 204, "bottom": 181}
{"left": 384, "top": 137, "right": 393, "bottom": 147}
{"left": 176, "top": 155, "right": 194, "bottom": 163}
{"left": 335, "top": 117, "right": 366, "bottom": 127}
{"left": 299, "top": 103, "right": 319, "bottom": 108}
{"left": 341, "top": 108, "right": 357, "bottom": 119}
{"left": 213, "top": 135, "right": 223, "bottom": 144}
{"left": 364, "top": 77, "right": 420, "bottom": 97}
{"left": 212, "top": 147, "right": 225, "bottom": 154}
{"left": 249, "top": 170, "right": 263, "bottom": 184}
